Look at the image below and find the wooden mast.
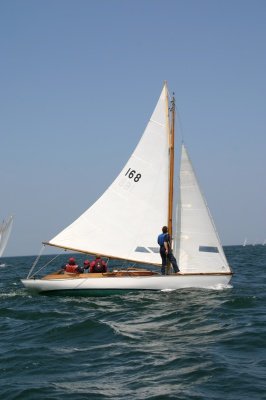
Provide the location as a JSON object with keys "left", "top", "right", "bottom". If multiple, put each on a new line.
{"left": 168, "top": 92, "right": 175, "bottom": 239}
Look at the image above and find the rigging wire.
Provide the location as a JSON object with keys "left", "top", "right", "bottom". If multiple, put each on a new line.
{"left": 27, "top": 245, "right": 45, "bottom": 279}
{"left": 27, "top": 246, "right": 66, "bottom": 279}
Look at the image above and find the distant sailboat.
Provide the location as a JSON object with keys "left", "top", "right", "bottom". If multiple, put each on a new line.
{"left": 243, "top": 238, "right": 247, "bottom": 247}
{"left": 21, "top": 83, "right": 232, "bottom": 294}
{"left": 0, "top": 215, "right": 13, "bottom": 266}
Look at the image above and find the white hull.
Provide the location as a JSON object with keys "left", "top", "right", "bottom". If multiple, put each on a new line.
{"left": 21, "top": 274, "right": 232, "bottom": 294}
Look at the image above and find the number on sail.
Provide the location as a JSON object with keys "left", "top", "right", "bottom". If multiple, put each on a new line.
{"left": 125, "top": 168, "right": 142, "bottom": 182}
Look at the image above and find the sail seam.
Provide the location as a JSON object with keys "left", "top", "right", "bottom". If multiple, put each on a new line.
{"left": 150, "top": 118, "right": 165, "bottom": 127}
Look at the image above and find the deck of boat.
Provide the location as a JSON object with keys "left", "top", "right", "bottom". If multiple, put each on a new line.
{"left": 42, "top": 269, "right": 159, "bottom": 280}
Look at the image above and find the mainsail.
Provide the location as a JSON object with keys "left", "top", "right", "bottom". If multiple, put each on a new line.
{"left": 0, "top": 215, "right": 13, "bottom": 257}
{"left": 174, "top": 144, "right": 231, "bottom": 273}
{"left": 46, "top": 84, "right": 170, "bottom": 265}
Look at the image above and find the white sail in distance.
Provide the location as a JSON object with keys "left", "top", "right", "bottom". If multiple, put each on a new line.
{"left": 175, "top": 144, "right": 231, "bottom": 273}
{"left": 0, "top": 216, "right": 13, "bottom": 257}
{"left": 46, "top": 84, "right": 170, "bottom": 265}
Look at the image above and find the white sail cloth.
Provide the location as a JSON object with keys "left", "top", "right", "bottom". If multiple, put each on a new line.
{"left": 47, "top": 85, "right": 170, "bottom": 265}
{"left": 175, "top": 145, "right": 230, "bottom": 273}
{"left": 0, "top": 215, "right": 13, "bottom": 257}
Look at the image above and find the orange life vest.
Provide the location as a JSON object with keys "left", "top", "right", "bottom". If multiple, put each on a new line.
{"left": 65, "top": 264, "right": 79, "bottom": 273}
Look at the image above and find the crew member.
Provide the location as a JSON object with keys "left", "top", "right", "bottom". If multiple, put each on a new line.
{"left": 90, "top": 255, "right": 107, "bottom": 273}
{"left": 64, "top": 257, "right": 84, "bottom": 273}
{"left": 157, "top": 226, "right": 179, "bottom": 275}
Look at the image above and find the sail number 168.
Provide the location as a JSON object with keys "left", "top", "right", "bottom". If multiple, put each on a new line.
{"left": 125, "top": 168, "right": 142, "bottom": 182}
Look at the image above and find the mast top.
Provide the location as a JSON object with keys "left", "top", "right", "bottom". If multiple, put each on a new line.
{"left": 170, "top": 92, "right": 175, "bottom": 111}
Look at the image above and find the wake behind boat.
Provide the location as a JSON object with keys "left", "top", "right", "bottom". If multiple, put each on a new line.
{"left": 21, "top": 83, "right": 232, "bottom": 294}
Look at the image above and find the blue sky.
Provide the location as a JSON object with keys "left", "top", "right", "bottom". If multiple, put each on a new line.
{"left": 1, "top": 0, "right": 265, "bottom": 256}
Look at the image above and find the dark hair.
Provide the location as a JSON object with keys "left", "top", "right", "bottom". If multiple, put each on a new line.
{"left": 162, "top": 226, "right": 168, "bottom": 233}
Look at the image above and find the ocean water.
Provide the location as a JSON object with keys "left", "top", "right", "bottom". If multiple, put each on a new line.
{"left": 0, "top": 245, "right": 265, "bottom": 400}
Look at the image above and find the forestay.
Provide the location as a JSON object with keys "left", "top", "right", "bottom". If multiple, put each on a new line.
{"left": 46, "top": 85, "right": 170, "bottom": 265}
{"left": 174, "top": 144, "right": 231, "bottom": 273}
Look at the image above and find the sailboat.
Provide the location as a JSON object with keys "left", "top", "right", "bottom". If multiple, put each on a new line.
{"left": 0, "top": 215, "right": 13, "bottom": 266}
{"left": 21, "top": 83, "right": 232, "bottom": 294}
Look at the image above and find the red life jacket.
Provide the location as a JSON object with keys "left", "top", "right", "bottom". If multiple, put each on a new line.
{"left": 90, "top": 259, "right": 106, "bottom": 273}
{"left": 65, "top": 264, "right": 79, "bottom": 273}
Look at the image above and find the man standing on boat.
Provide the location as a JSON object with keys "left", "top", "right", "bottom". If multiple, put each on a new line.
{"left": 157, "top": 226, "right": 179, "bottom": 275}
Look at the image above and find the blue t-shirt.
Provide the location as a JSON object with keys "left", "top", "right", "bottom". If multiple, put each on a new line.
{"left": 158, "top": 233, "right": 170, "bottom": 247}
